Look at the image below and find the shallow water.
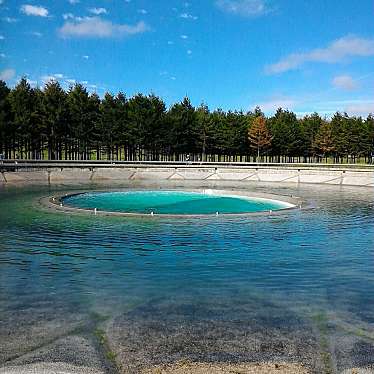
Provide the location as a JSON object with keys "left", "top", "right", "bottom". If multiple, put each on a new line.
{"left": 0, "top": 182, "right": 374, "bottom": 372}
{"left": 63, "top": 190, "right": 292, "bottom": 214}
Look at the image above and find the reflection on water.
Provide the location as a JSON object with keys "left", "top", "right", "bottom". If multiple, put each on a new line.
{"left": 0, "top": 183, "right": 374, "bottom": 372}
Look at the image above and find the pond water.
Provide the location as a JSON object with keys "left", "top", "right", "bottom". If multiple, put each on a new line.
{"left": 62, "top": 190, "right": 293, "bottom": 215}
{"left": 0, "top": 182, "right": 374, "bottom": 373}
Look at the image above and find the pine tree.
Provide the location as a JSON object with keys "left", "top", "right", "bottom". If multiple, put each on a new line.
{"left": 0, "top": 81, "right": 11, "bottom": 158}
{"left": 7, "top": 77, "right": 37, "bottom": 159}
{"left": 41, "top": 80, "right": 67, "bottom": 160}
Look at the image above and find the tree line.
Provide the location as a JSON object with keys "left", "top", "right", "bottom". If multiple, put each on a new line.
{"left": 0, "top": 78, "right": 373, "bottom": 163}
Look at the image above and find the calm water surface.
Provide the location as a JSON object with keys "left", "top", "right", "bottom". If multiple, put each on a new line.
{"left": 0, "top": 182, "right": 374, "bottom": 371}
{"left": 63, "top": 190, "right": 292, "bottom": 214}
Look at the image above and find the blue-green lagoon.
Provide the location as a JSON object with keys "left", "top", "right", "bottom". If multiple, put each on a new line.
{"left": 0, "top": 183, "right": 374, "bottom": 373}
{"left": 62, "top": 190, "right": 294, "bottom": 215}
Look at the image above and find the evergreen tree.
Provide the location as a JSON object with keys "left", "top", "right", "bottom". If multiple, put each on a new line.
{"left": 167, "top": 97, "right": 196, "bottom": 157}
{"left": 0, "top": 81, "right": 11, "bottom": 158}
{"left": 300, "top": 113, "right": 323, "bottom": 157}
{"left": 195, "top": 104, "right": 212, "bottom": 160}
{"left": 269, "top": 108, "right": 303, "bottom": 157}
{"left": 67, "top": 84, "right": 94, "bottom": 159}
{"left": 0, "top": 79, "right": 373, "bottom": 163}
{"left": 7, "top": 77, "right": 37, "bottom": 158}
{"left": 41, "top": 80, "right": 67, "bottom": 159}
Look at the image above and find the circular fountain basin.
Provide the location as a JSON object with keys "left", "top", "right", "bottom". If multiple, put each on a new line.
{"left": 60, "top": 190, "right": 296, "bottom": 216}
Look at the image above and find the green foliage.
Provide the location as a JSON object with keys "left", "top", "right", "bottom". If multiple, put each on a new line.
{"left": 269, "top": 108, "right": 303, "bottom": 157}
{"left": 0, "top": 79, "right": 373, "bottom": 162}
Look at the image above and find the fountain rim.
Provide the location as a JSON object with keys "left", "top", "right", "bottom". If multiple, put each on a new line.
{"left": 40, "top": 188, "right": 302, "bottom": 218}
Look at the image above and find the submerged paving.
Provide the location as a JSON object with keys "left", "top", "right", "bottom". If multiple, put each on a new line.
{"left": 0, "top": 182, "right": 374, "bottom": 373}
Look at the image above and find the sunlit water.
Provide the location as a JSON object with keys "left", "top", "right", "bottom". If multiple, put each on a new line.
{"left": 0, "top": 182, "right": 374, "bottom": 371}
{"left": 63, "top": 190, "right": 293, "bottom": 214}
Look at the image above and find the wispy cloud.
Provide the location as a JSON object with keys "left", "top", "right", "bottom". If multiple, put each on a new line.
{"left": 58, "top": 17, "right": 149, "bottom": 39}
{"left": 216, "top": 0, "right": 270, "bottom": 17}
{"left": 30, "top": 31, "right": 43, "bottom": 37}
{"left": 0, "top": 68, "right": 15, "bottom": 81}
{"left": 332, "top": 75, "right": 358, "bottom": 91}
{"left": 180, "top": 13, "right": 198, "bottom": 20}
{"left": 3, "top": 17, "right": 18, "bottom": 23}
{"left": 41, "top": 73, "right": 67, "bottom": 83}
{"left": 344, "top": 100, "right": 374, "bottom": 116}
{"left": 68, "top": 0, "right": 79, "bottom": 4}
{"left": 88, "top": 7, "right": 107, "bottom": 15}
{"left": 254, "top": 95, "right": 374, "bottom": 117}
{"left": 63, "top": 13, "right": 75, "bottom": 20}
{"left": 305, "top": 99, "right": 374, "bottom": 117}
{"left": 20, "top": 4, "right": 49, "bottom": 17}
{"left": 266, "top": 35, "right": 374, "bottom": 74}
{"left": 255, "top": 97, "right": 296, "bottom": 112}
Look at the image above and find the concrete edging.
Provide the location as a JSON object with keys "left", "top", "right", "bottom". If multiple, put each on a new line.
{"left": 1, "top": 164, "right": 373, "bottom": 187}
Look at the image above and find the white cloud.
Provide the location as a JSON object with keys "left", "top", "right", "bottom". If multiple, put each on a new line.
{"left": 27, "top": 79, "right": 38, "bottom": 87}
{"left": 82, "top": 55, "right": 89, "bottom": 59}
{"left": 68, "top": 0, "right": 79, "bottom": 4}
{"left": 58, "top": 17, "right": 149, "bottom": 38}
{"left": 180, "top": 13, "right": 198, "bottom": 20}
{"left": 63, "top": 13, "right": 75, "bottom": 20}
{"left": 0, "top": 53, "right": 6, "bottom": 58}
{"left": 20, "top": 4, "right": 49, "bottom": 17}
{"left": 255, "top": 97, "right": 296, "bottom": 112}
{"left": 41, "top": 75, "right": 56, "bottom": 83}
{"left": 180, "top": 34, "right": 188, "bottom": 39}
{"left": 0, "top": 68, "right": 15, "bottom": 81}
{"left": 187, "top": 49, "right": 192, "bottom": 55}
{"left": 0, "top": 35, "right": 5, "bottom": 40}
{"left": 216, "top": 0, "right": 270, "bottom": 17}
{"left": 88, "top": 7, "right": 107, "bottom": 15}
{"left": 30, "top": 31, "right": 43, "bottom": 37}
{"left": 267, "top": 35, "right": 374, "bottom": 74}
{"left": 344, "top": 101, "right": 374, "bottom": 116}
{"left": 41, "top": 73, "right": 65, "bottom": 83}
{"left": 3, "top": 17, "right": 18, "bottom": 23}
{"left": 332, "top": 75, "right": 358, "bottom": 91}
{"left": 138, "top": 9, "right": 147, "bottom": 14}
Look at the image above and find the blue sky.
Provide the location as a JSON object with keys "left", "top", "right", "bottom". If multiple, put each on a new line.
{"left": 0, "top": 0, "right": 373, "bottom": 116}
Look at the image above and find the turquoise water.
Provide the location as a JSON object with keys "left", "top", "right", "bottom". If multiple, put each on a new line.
{"left": 63, "top": 190, "right": 292, "bottom": 214}
{"left": 0, "top": 183, "right": 374, "bottom": 371}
